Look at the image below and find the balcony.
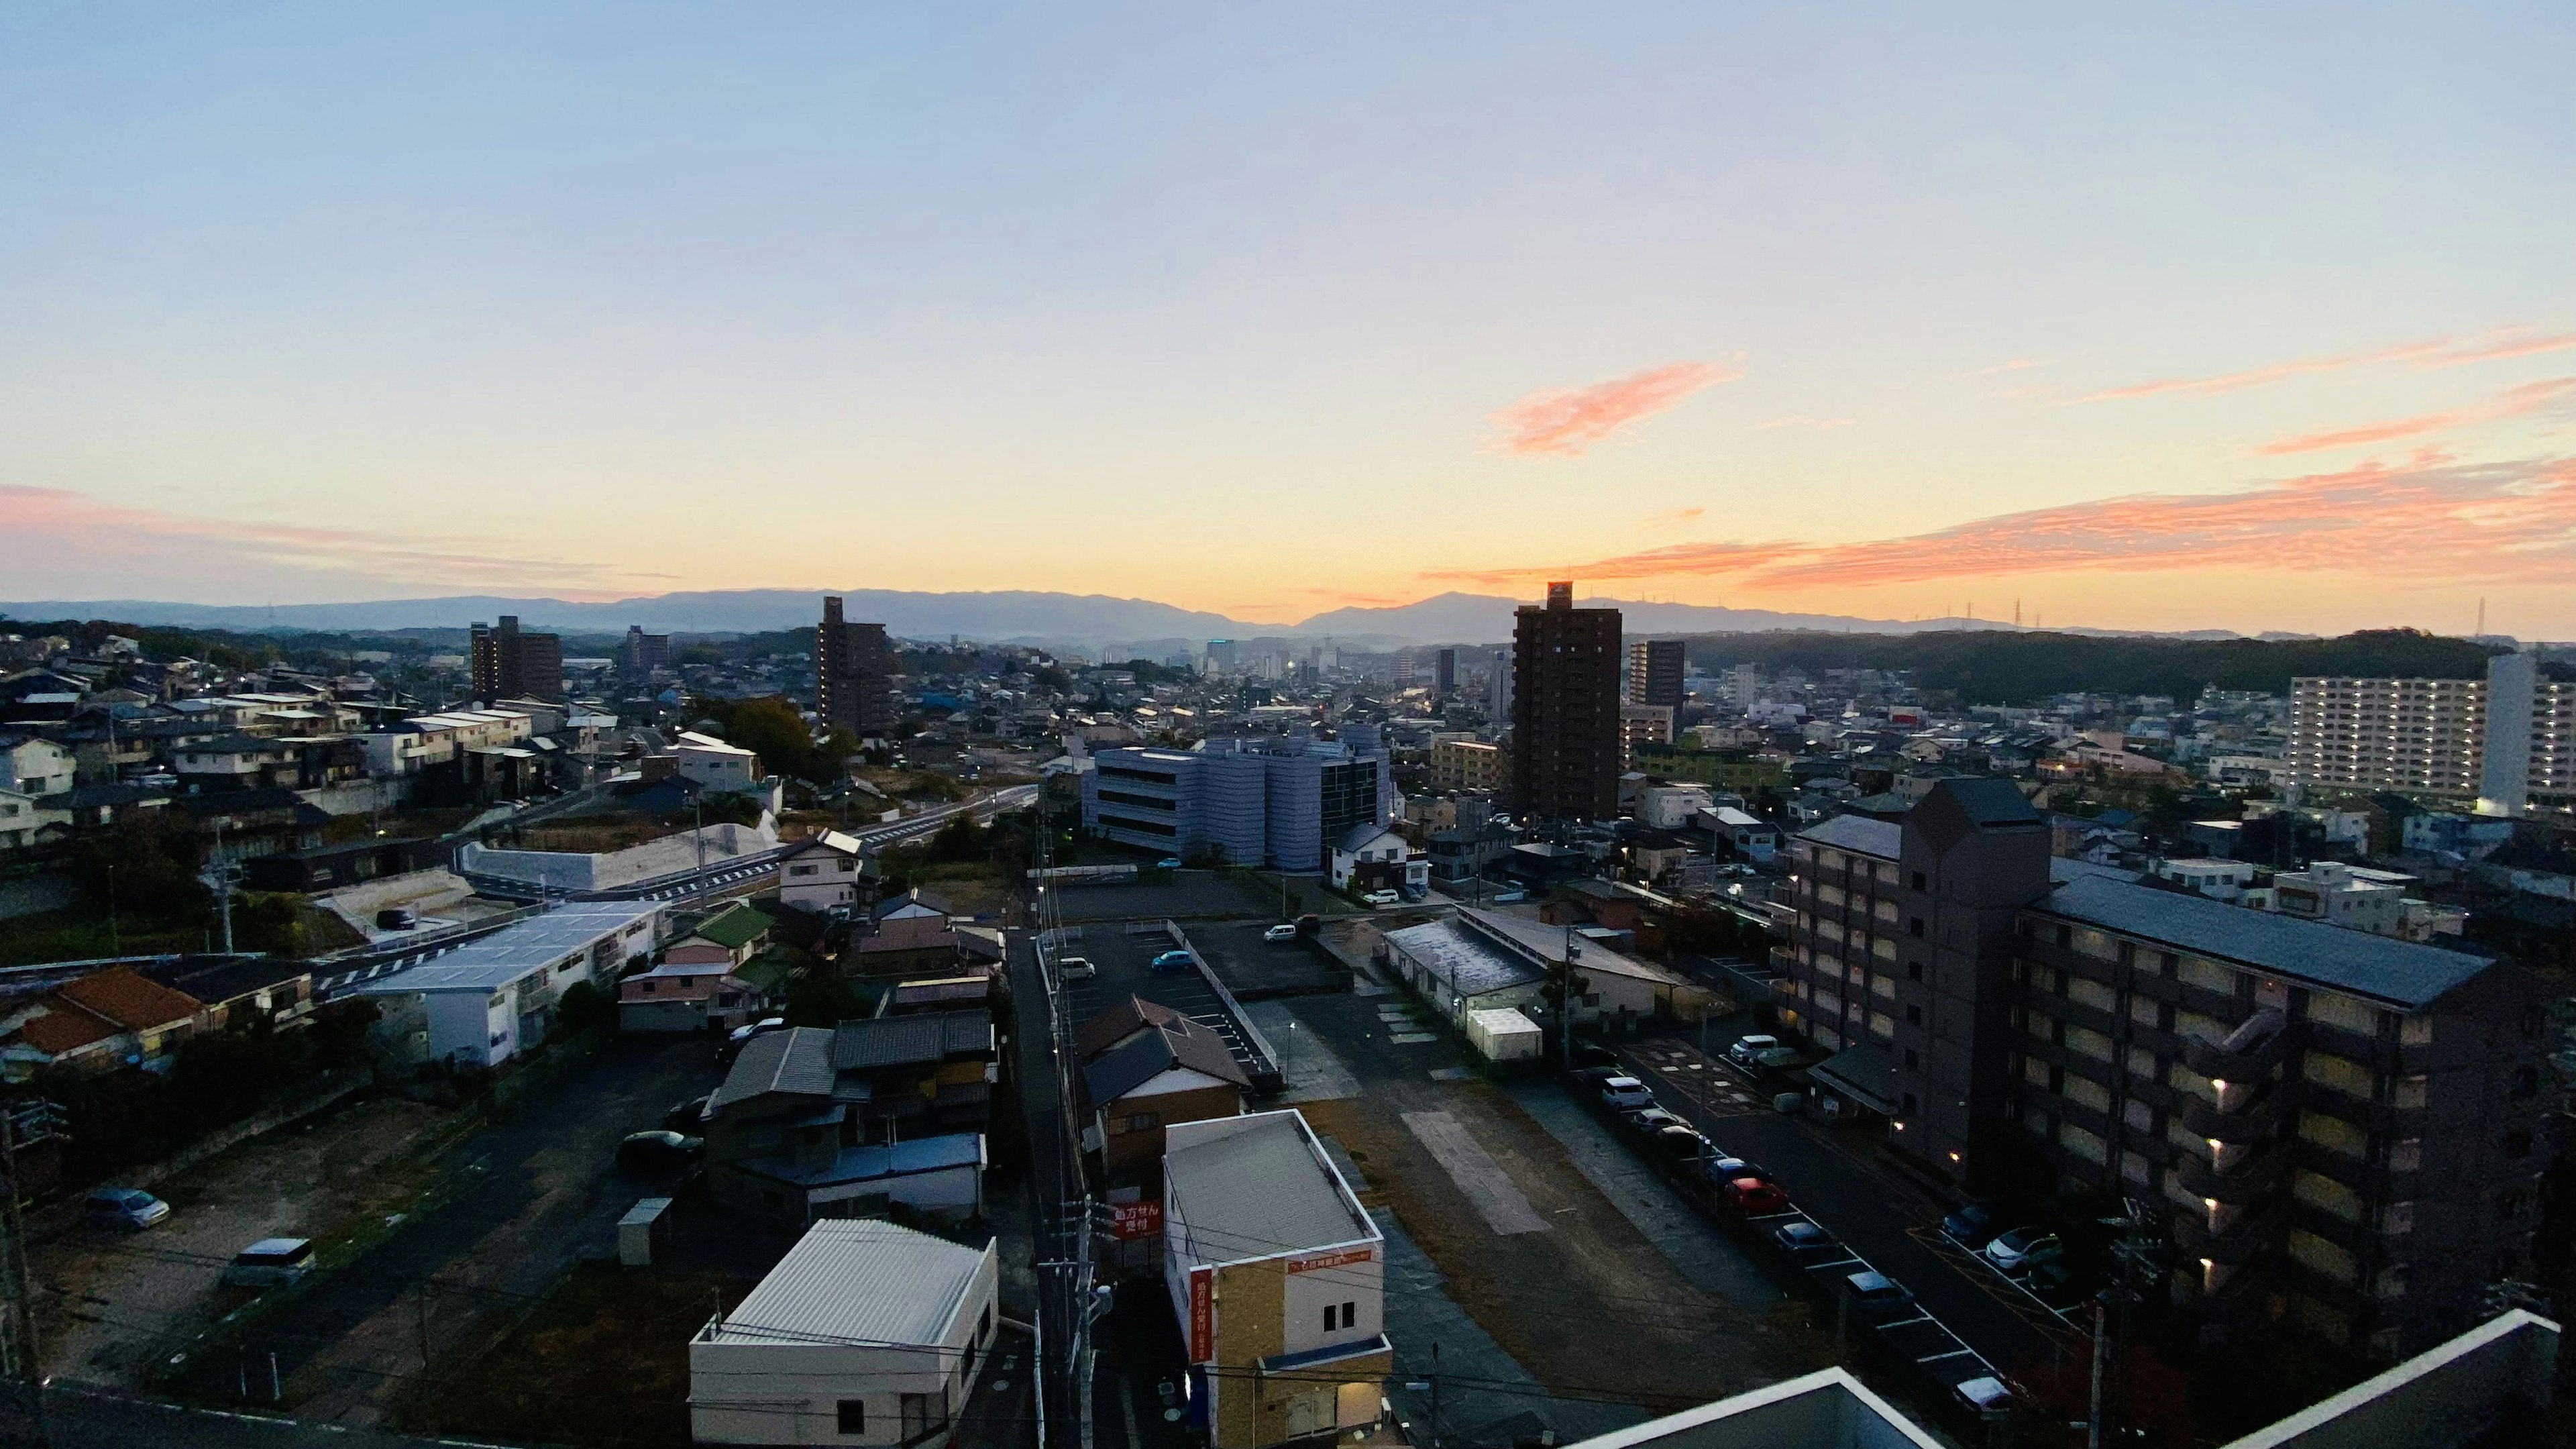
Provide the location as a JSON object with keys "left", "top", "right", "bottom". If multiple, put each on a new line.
{"left": 2176, "top": 1142, "right": 2288, "bottom": 1203}
{"left": 2173, "top": 1199, "right": 2284, "bottom": 1266}
{"left": 2182, "top": 1081, "right": 2296, "bottom": 1144}
{"left": 2182, "top": 1008, "right": 2290, "bottom": 1082}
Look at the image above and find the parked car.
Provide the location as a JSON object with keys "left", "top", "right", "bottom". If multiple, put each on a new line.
{"left": 1725, "top": 1034, "right": 1780, "bottom": 1069}
{"left": 618, "top": 1130, "right": 705, "bottom": 1174}
{"left": 1650, "top": 1126, "right": 1714, "bottom": 1163}
{"left": 1772, "top": 1220, "right": 1838, "bottom": 1258}
{"left": 1263, "top": 924, "right": 1299, "bottom": 943}
{"left": 1399, "top": 885, "right": 1428, "bottom": 902}
{"left": 1982, "top": 1228, "right": 2064, "bottom": 1275}
{"left": 1056, "top": 956, "right": 1097, "bottom": 981}
{"left": 1941, "top": 1200, "right": 1997, "bottom": 1244}
{"left": 1489, "top": 891, "right": 1527, "bottom": 904}
{"left": 2023, "top": 1259, "right": 2074, "bottom": 1295}
{"left": 85, "top": 1187, "right": 170, "bottom": 1230}
{"left": 1598, "top": 1075, "right": 1654, "bottom": 1110}
{"left": 1154, "top": 857, "right": 1183, "bottom": 870}
{"left": 374, "top": 906, "right": 419, "bottom": 931}
{"left": 1720, "top": 1177, "right": 1789, "bottom": 1214}
{"left": 222, "top": 1238, "right": 315, "bottom": 1289}
{"left": 1843, "top": 1270, "right": 1915, "bottom": 1316}
{"left": 727, "top": 1016, "right": 787, "bottom": 1047}
{"left": 1621, "top": 1107, "right": 1690, "bottom": 1136}
{"left": 1148, "top": 949, "right": 1195, "bottom": 973}
{"left": 1705, "top": 1155, "right": 1770, "bottom": 1186}
{"left": 1294, "top": 914, "right": 1321, "bottom": 935}
{"left": 1362, "top": 890, "right": 1401, "bottom": 907}
{"left": 663, "top": 1094, "right": 714, "bottom": 1132}
{"left": 1570, "top": 1043, "right": 1618, "bottom": 1071}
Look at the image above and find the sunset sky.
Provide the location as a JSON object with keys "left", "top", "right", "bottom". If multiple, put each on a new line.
{"left": 4, "top": 4, "right": 2573, "bottom": 636}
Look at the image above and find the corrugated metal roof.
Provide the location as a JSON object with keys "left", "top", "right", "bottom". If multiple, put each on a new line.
{"left": 355, "top": 901, "right": 662, "bottom": 996}
{"left": 2035, "top": 873, "right": 2493, "bottom": 1010}
{"left": 1381, "top": 919, "right": 1545, "bottom": 999}
{"left": 710, "top": 1026, "right": 839, "bottom": 1110}
{"left": 706, "top": 1220, "right": 988, "bottom": 1348}
{"left": 1165, "top": 1111, "right": 1375, "bottom": 1265}
{"left": 1796, "top": 814, "right": 1901, "bottom": 859}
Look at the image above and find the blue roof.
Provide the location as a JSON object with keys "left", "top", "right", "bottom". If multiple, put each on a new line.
{"left": 743, "top": 1132, "right": 983, "bottom": 1187}
{"left": 2034, "top": 872, "right": 2493, "bottom": 1010}
{"left": 1796, "top": 814, "right": 1900, "bottom": 860}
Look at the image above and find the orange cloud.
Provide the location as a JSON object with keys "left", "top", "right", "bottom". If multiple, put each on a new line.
{"left": 2252, "top": 376, "right": 2576, "bottom": 456}
{"left": 1428, "top": 453, "right": 2576, "bottom": 591}
{"left": 0, "top": 486, "right": 662, "bottom": 598}
{"left": 1488, "top": 360, "right": 1741, "bottom": 456}
{"left": 1645, "top": 506, "right": 1706, "bottom": 525}
{"left": 2065, "top": 327, "right": 2576, "bottom": 405}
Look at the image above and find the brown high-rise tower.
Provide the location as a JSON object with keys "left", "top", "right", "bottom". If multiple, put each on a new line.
{"left": 815, "top": 596, "right": 893, "bottom": 736}
{"left": 1509, "top": 582, "right": 1622, "bottom": 822}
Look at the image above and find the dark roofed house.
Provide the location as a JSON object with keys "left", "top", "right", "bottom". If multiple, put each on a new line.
{"left": 1079, "top": 1008, "right": 1250, "bottom": 1183}
{"left": 702, "top": 1010, "right": 995, "bottom": 1225}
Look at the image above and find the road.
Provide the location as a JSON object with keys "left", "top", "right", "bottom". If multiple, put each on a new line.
{"left": 32, "top": 1383, "right": 519, "bottom": 1448}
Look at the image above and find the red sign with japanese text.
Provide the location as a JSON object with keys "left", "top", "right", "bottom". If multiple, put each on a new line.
{"left": 1287, "top": 1246, "right": 1374, "bottom": 1275}
{"left": 1187, "top": 1265, "right": 1214, "bottom": 1362}
{"left": 1109, "top": 1200, "right": 1163, "bottom": 1241}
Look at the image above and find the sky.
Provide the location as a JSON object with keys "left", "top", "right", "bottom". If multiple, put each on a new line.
{"left": 4, "top": 3, "right": 2574, "bottom": 637}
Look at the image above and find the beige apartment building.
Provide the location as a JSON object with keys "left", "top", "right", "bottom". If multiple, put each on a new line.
{"left": 2284, "top": 653, "right": 2575, "bottom": 815}
{"left": 1429, "top": 737, "right": 1509, "bottom": 794}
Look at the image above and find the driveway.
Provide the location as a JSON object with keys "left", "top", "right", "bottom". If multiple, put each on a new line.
{"left": 158, "top": 1033, "right": 727, "bottom": 1427}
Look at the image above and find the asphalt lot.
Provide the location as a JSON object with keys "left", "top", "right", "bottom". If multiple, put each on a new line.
{"left": 1049, "top": 923, "right": 1272, "bottom": 1085}
{"left": 1603, "top": 1032, "right": 2078, "bottom": 1386}
{"left": 1185, "top": 920, "right": 1346, "bottom": 1000}
{"left": 160, "top": 1034, "right": 729, "bottom": 1426}
{"left": 1044, "top": 871, "right": 1282, "bottom": 924}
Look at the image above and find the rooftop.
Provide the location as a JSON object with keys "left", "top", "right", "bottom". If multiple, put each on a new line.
{"left": 2035, "top": 871, "right": 2493, "bottom": 1010}
{"left": 1796, "top": 814, "right": 1900, "bottom": 861}
{"left": 833, "top": 1010, "right": 994, "bottom": 1070}
{"left": 356, "top": 901, "right": 660, "bottom": 996}
{"left": 700, "top": 1219, "right": 989, "bottom": 1350}
{"left": 1165, "top": 1110, "right": 1377, "bottom": 1266}
{"left": 709, "top": 1026, "right": 840, "bottom": 1110}
{"left": 685, "top": 902, "right": 773, "bottom": 951}
{"left": 1380, "top": 917, "right": 1546, "bottom": 998}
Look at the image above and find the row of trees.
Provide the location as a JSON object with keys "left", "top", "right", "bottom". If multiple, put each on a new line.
{"left": 684, "top": 694, "right": 861, "bottom": 787}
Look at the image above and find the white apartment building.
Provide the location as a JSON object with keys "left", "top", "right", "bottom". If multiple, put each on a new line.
{"left": 2149, "top": 857, "right": 2255, "bottom": 902}
{"left": 357, "top": 708, "right": 535, "bottom": 776}
{"left": 2285, "top": 652, "right": 2575, "bottom": 815}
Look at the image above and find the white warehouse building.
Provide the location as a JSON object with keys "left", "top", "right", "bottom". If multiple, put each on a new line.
{"left": 692, "top": 1220, "right": 1001, "bottom": 1448}
{"left": 356, "top": 900, "right": 665, "bottom": 1068}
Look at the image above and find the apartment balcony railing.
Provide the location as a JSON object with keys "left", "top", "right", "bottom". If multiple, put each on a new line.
{"left": 2176, "top": 1141, "right": 2289, "bottom": 1205}
{"left": 2181, "top": 1082, "right": 2296, "bottom": 1144}
{"left": 2181, "top": 1008, "right": 2290, "bottom": 1083}
{"left": 2172, "top": 1199, "right": 2285, "bottom": 1267}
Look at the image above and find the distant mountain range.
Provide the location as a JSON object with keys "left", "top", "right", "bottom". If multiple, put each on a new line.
{"left": 1, "top": 588, "right": 2293, "bottom": 648}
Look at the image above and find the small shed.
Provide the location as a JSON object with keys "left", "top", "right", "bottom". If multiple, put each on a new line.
{"left": 619, "top": 1196, "right": 674, "bottom": 1267}
{"left": 1465, "top": 1008, "right": 1543, "bottom": 1063}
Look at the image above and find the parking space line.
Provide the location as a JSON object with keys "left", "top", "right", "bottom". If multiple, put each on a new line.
{"left": 1878, "top": 1314, "right": 1936, "bottom": 1330}
{"left": 1916, "top": 1349, "right": 1980, "bottom": 1364}
{"left": 1806, "top": 1256, "right": 1865, "bottom": 1271}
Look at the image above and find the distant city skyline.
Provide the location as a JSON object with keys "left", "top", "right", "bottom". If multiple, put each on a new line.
{"left": 3, "top": 5, "right": 2571, "bottom": 635}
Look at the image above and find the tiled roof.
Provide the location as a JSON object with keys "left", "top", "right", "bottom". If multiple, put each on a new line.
{"left": 687, "top": 903, "right": 773, "bottom": 951}
{"left": 832, "top": 1010, "right": 992, "bottom": 1071}
{"left": 60, "top": 967, "right": 201, "bottom": 1030}
{"left": 710, "top": 1026, "right": 840, "bottom": 1110}
{"left": 1796, "top": 814, "right": 1901, "bottom": 860}
{"left": 1074, "top": 996, "right": 1183, "bottom": 1061}
{"left": 11, "top": 1002, "right": 120, "bottom": 1056}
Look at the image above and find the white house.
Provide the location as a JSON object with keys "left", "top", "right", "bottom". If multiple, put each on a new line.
{"left": 674, "top": 731, "right": 763, "bottom": 793}
{"left": 2150, "top": 857, "right": 2256, "bottom": 903}
{"left": 1328, "top": 823, "right": 1426, "bottom": 893}
{"left": 0, "top": 789, "right": 70, "bottom": 851}
{"left": 356, "top": 901, "right": 663, "bottom": 1067}
{"left": 691, "top": 1220, "right": 1000, "bottom": 1448}
{"left": 1637, "top": 785, "right": 1713, "bottom": 830}
{"left": 777, "top": 830, "right": 868, "bottom": 913}
{"left": 1708, "top": 806, "right": 1779, "bottom": 864}
{"left": 1, "top": 739, "right": 74, "bottom": 798}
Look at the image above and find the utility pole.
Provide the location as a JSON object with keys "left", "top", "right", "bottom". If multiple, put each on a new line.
{"left": 0, "top": 1104, "right": 54, "bottom": 1448}
{"left": 2086, "top": 1298, "right": 2107, "bottom": 1449}
{"left": 210, "top": 820, "right": 236, "bottom": 955}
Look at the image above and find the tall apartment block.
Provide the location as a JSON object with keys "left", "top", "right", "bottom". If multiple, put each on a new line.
{"left": 1510, "top": 583, "right": 1622, "bottom": 822}
{"left": 815, "top": 596, "right": 894, "bottom": 737}
{"left": 468, "top": 616, "right": 563, "bottom": 703}
{"left": 623, "top": 625, "right": 671, "bottom": 674}
{"left": 2285, "top": 652, "right": 2575, "bottom": 816}
{"left": 1627, "top": 638, "right": 1684, "bottom": 710}
{"left": 1435, "top": 647, "right": 1458, "bottom": 698}
{"left": 1487, "top": 650, "right": 1511, "bottom": 722}
{"left": 1779, "top": 779, "right": 2549, "bottom": 1360}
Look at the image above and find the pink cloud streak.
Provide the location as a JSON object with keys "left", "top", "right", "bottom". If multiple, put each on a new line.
{"left": 2065, "top": 327, "right": 2576, "bottom": 405}
{"left": 1424, "top": 453, "right": 2576, "bottom": 592}
{"left": 0, "top": 486, "right": 661, "bottom": 596}
{"left": 1489, "top": 360, "right": 1741, "bottom": 456}
{"left": 2252, "top": 376, "right": 2576, "bottom": 455}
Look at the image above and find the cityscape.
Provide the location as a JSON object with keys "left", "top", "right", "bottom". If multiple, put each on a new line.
{"left": 1, "top": 7, "right": 2571, "bottom": 1449}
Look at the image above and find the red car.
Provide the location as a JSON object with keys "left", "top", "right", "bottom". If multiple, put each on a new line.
{"left": 1722, "top": 1176, "right": 1788, "bottom": 1214}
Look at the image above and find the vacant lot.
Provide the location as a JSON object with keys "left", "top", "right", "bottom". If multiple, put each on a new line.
{"left": 36, "top": 1096, "right": 457, "bottom": 1386}
{"left": 390, "top": 1261, "right": 753, "bottom": 1448}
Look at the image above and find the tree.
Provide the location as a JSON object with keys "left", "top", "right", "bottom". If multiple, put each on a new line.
{"left": 926, "top": 814, "right": 989, "bottom": 864}
{"left": 72, "top": 810, "right": 207, "bottom": 920}
{"left": 231, "top": 892, "right": 310, "bottom": 957}
{"left": 554, "top": 980, "right": 615, "bottom": 1036}
{"left": 784, "top": 971, "right": 867, "bottom": 1028}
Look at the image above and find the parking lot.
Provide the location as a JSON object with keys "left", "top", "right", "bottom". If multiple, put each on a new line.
{"left": 1185, "top": 919, "right": 1346, "bottom": 1000}
{"left": 1046, "top": 921, "right": 1275, "bottom": 1087}
{"left": 1042, "top": 871, "right": 1283, "bottom": 924}
{"left": 1597, "top": 1035, "right": 2081, "bottom": 1392}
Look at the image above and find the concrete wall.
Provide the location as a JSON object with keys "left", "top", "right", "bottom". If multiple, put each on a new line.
{"left": 459, "top": 820, "right": 777, "bottom": 892}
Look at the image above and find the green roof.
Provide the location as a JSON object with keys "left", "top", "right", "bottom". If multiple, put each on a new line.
{"left": 734, "top": 947, "right": 794, "bottom": 991}
{"left": 688, "top": 902, "right": 774, "bottom": 951}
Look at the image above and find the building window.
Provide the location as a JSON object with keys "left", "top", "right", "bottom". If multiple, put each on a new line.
{"left": 1909, "top": 918, "right": 1925, "bottom": 938}
{"left": 1907, "top": 961, "right": 1923, "bottom": 982}
{"left": 1124, "top": 1113, "right": 1161, "bottom": 1133}
{"left": 1911, "top": 871, "right": 1927, "bottom": 892}
{"left": 837, "top": 1401, "right": 866, "bottom": 1435}
{"left": 1905, "top": 1004, "right": 1923, "bottom": 1026}
{"left": 1904, "top": 1049, "right": 1919, "bottom": 1069}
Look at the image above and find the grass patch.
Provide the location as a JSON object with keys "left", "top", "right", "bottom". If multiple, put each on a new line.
{"left": 0, "top": 908, "right": 205, "bottom": 966}
{"left": 391, "top": 1260, "right": 754, "bottom": 1448}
